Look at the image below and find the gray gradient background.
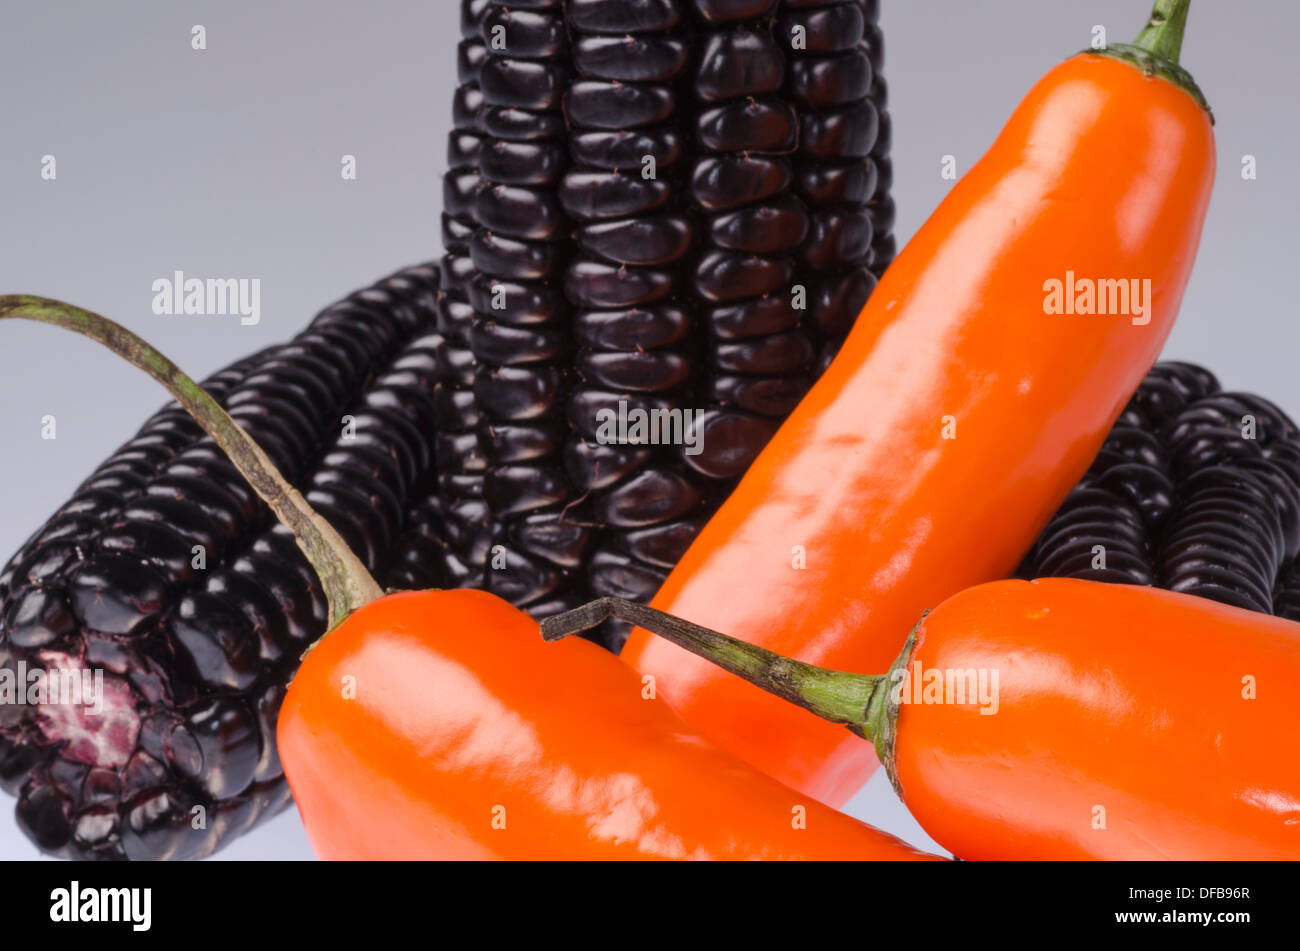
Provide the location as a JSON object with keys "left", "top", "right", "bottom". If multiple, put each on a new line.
{"left": 0, "top": 0, "right": 1294, "bottom": 860}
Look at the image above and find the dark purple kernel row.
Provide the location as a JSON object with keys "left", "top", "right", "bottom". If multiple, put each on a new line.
{"left": 783, "top": 0, "right": 890, "bottom": 370}
{"left": 470, "top": 1, "right": 592, "bottom": 619}
{"left": 554, "top": 0, "right": 702, "bottom": 637}
{"left": 434, "top": 0, "right": 495, "bottom": 588}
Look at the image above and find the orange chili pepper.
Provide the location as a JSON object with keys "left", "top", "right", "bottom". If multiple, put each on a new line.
{"left": 0, "top": 298, "right": 935, "bottom": 862}
{"left": 555, "top": 581, "right": 1300, "bottom": 860}
{"left": 620, "top": 0, "right": 1217, "bottom": 807}
{"left": 277, "top": 588, "right": 937, "bottom": 860}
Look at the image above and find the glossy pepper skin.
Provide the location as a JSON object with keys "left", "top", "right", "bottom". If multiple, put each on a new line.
{"left": 277, "top": 589, "right": 936, "bottom": 860}
{"left": 2, "top": 299, "right": 934, "bottom": 863}
{"left": 622, "top": 48, "right": 1217, "bottom": 807}
{"left": 568, "top": 574, "right": 1300, "bottom": 860}
{"left": 889, "top": 578, "right": 1300, "bottom": 860}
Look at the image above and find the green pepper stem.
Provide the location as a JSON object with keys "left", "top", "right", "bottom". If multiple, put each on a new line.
{"left": 543, "top": 598, "right": 921, "bottom": 791}
{"left": 1133, "top": 0, "right": 1190, "bottom": 64}
{"left": 0, "top": 295, "right": 383, "bottom": 632}
{"left": 1085, "top": 0, "right": 1210, "bottom": 119}
{"left": 543, "top": 597, "right": 888, "bottom": 736}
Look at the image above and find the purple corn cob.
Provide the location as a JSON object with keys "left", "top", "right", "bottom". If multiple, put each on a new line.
{"left": 1, "top": 265, "right": 443, "bottom": 859}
